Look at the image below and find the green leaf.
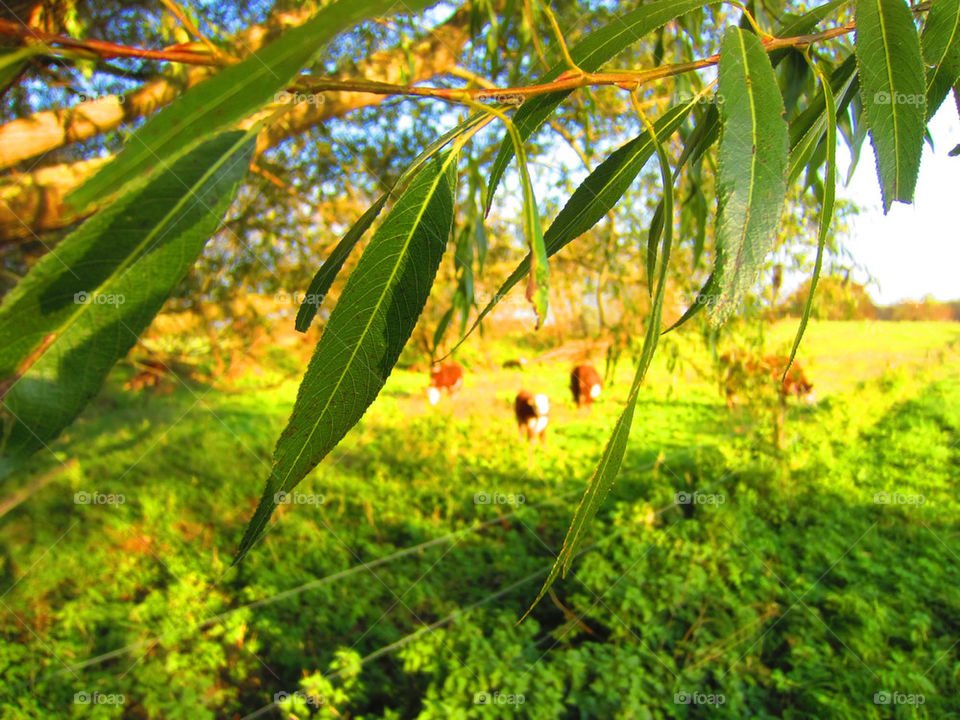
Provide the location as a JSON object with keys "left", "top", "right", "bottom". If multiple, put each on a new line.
{"left": 662, "top": 270, "right": 718, "bottom": 333}
{"left": 66, "top": 0, "right": 429, "bottom": 212}
{"left": 788, "top": 54, "right": 858, "bottom": 185}
{"left": 786, "top": 62, "right": 838, "bottom": 377}
{"left": 856, "top": 0, "right": 926, "bottom": 211}
{"left": 646, "top": 201, "right": 664, "bottom": 292}
{"left": 711, "top": 27, "right": 789, "bottom": 324}
{"left": 0, "top": 45, "right": 45, "bottom": 91}
{"left": 524, "top": 106, "right": 677, "bottom": 616}
{"left": 776, "top": 0, "right": 848, "bottom": 38}
{"left": 0, "top": 132, "right": 253, "bottom": 478}
{"left": 450, "top": 104, "right": 692, "bottom": 355}
{"left": 295, "top": 195, "right": 388, "bottom": 333}
{"left": 484, "top": 0, "right": 706, "bottom": 212}
{"left": 516, "top": 147, "right": 549, "bottom": 327}
{"left": 922, "top": 0, "right": 960, "bottom": 121}
{"left": 647, "top": 101, "right": 721, "bottom": 284}
{"left": 295, "top": 112, "right": 491, "bottom": 334}
{"left": 236, "top": 150, "right": 459, "bottom": 563}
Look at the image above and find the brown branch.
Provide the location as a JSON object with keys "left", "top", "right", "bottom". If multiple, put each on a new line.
{"left": 0, "top": 18, "right": 222, "bottom": 66}
{"left": 295, "top": 22, "right": 858, "bottom": 104}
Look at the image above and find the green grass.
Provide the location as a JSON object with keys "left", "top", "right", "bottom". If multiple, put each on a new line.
{"left": 0, "top": 321, "right": 958, "bottom": 718}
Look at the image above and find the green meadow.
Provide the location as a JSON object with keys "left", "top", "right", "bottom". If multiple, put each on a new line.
{"left": 1, "top": 321, "right": 958, "bottom": 718}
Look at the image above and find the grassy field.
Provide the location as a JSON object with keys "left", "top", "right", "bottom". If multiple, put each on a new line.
{"left": 1, "top": 320, "right": 958, "bottom": 718}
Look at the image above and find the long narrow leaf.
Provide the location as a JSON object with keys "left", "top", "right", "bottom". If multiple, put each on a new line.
{"left": 0, "top": 132, "right": 253, "bottom": 478}
{"left": 295, "top": 112, "right": 493, "bottom": 332}
{"left": 662, "top": 270, "right": 718, "bottom": 333}
{"left": 922, "top": 0, "right": 960, "bottom": 121}
{"left": 67, "top": 0, "right": 430, "bottom": 211}
{"left": 236, "top": 150, "right": 459, "bottom": 562}
{"left": 856, "top": 0, "right": 926, "bottom": 212}
{"left": 524, "top": 105, "right": 677, "bottom": 615}
{"left": 711, "top": 27, "right": 789, "bottom": 324}
{"left": 786, "top": 62, "right": 838, "bottom": 376}
{"left": 484, "top": 0, "right": 705, "bottom": 211}
{"left": 295, "top": 195, "right": 388, "bottom": 332}
{"left": 788, "top": 54, "right": 858, "bottom": 185}
{"left": 449, "top": 104, "right": 692, "bottom": 357}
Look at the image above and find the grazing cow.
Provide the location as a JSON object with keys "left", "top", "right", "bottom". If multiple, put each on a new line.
{"left": 719, "top": 352, "right": 814, "bottom": 408}
{"left": 427, "top": 362, "right": 464, "bottom": 405}
{"left": 502, "top": 357, "right": 528, "bottom": 370}
{"left": 570, "top": 364, "right": 602, "bottom": 407}
{"left": 515, "top": 390, "right": 550, "bottom": 442}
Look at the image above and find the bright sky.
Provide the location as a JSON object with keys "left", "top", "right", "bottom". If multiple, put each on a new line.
{"left": 840, "top": 101, "right": 960, "bottom": 304}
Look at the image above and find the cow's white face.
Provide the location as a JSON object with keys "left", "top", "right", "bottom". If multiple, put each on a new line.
{"left": 802, "top": 390, "right": 817, "bottom": 405}
{"left": 427, "top": 386, "right": 440, "bottom": 405}
{"left": 589, "top": 383, "right": 601, "bottom": 399}
{"left": 534, "top": 393, "right": 549, "bottom": 415}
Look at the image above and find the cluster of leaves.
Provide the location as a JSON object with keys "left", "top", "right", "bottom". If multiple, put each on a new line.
{"left": 1, "top": 0, "right": 959, "bottom": 606}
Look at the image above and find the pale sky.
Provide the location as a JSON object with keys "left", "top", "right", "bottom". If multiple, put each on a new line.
{"left": 840, "top": 102, "right": 960, "bottom": 304}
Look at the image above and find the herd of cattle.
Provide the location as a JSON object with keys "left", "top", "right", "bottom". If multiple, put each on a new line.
{"left": 427, "top": 353, "right": 815, "bottom": 441}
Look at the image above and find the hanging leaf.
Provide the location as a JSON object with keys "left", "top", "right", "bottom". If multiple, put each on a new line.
{"left": 449, "top": 103, "right": 692, "bottom": 356}
{"left": 0, "top": 132, "right": 253, "bottom": 478}
{"left": 296, "top": 112, "right": 491, "bottom": 332}
{"left": 516, "top": 149, "right": 549, "bottom": 327}
{"left": 788, "top": 54, "right": 858, "bottom": 185}
{"left": 711, "top": 27, "right": 789, "bottom": 325}
{"left": 524, "top": 105, "right": 677, "bottom": 617}
{"left": 236, "top": 150, "right": 459, "bottom": 563}
{"left": 66, "top": 0, "right": 431, "bottom": 212}
{"left": 856, "top": 0, "right": 926, "bottom": 212}
{"left": 295, "top": 195, "right": 388, "bottom": 332}
{"left": 922, "top": 0, "right": 960, "bottom": 121}
{"left": 662, "top": 270, "right": 718, "bottom": 333}
{"left": 786, "top": 62, "right": 838, "bottom": 377}
{"left": 484, "top": 0, "right": 705, "bottom": 211}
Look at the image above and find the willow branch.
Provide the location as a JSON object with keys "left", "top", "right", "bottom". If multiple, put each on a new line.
{"left": 296, "top": 22, "right": 858, "bottom": 103}
{"left": 0, "top": 18, "right": 223, "bottom": 66}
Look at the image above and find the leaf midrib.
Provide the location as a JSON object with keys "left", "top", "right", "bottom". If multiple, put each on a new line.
{"left": 730, "top": 32, "right": 761, "bottom": 286}
{"left": 276, "top": 151, "right": 457, "bottom": 490}
{"left": 875, "top": 0, "right": 903, "bottom": 195}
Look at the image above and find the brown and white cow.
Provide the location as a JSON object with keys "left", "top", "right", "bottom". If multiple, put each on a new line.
{"left": 720, "top": 352, "right": 814, "bottom": 408}
{"left": 570, "top": 364, "right": 602, "bottom": 407}
{"left": 427, "top": 362, "right": 464, "bottom": 405}
{"left": 515, "top": 390, "right": 550, "bottom": 442}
